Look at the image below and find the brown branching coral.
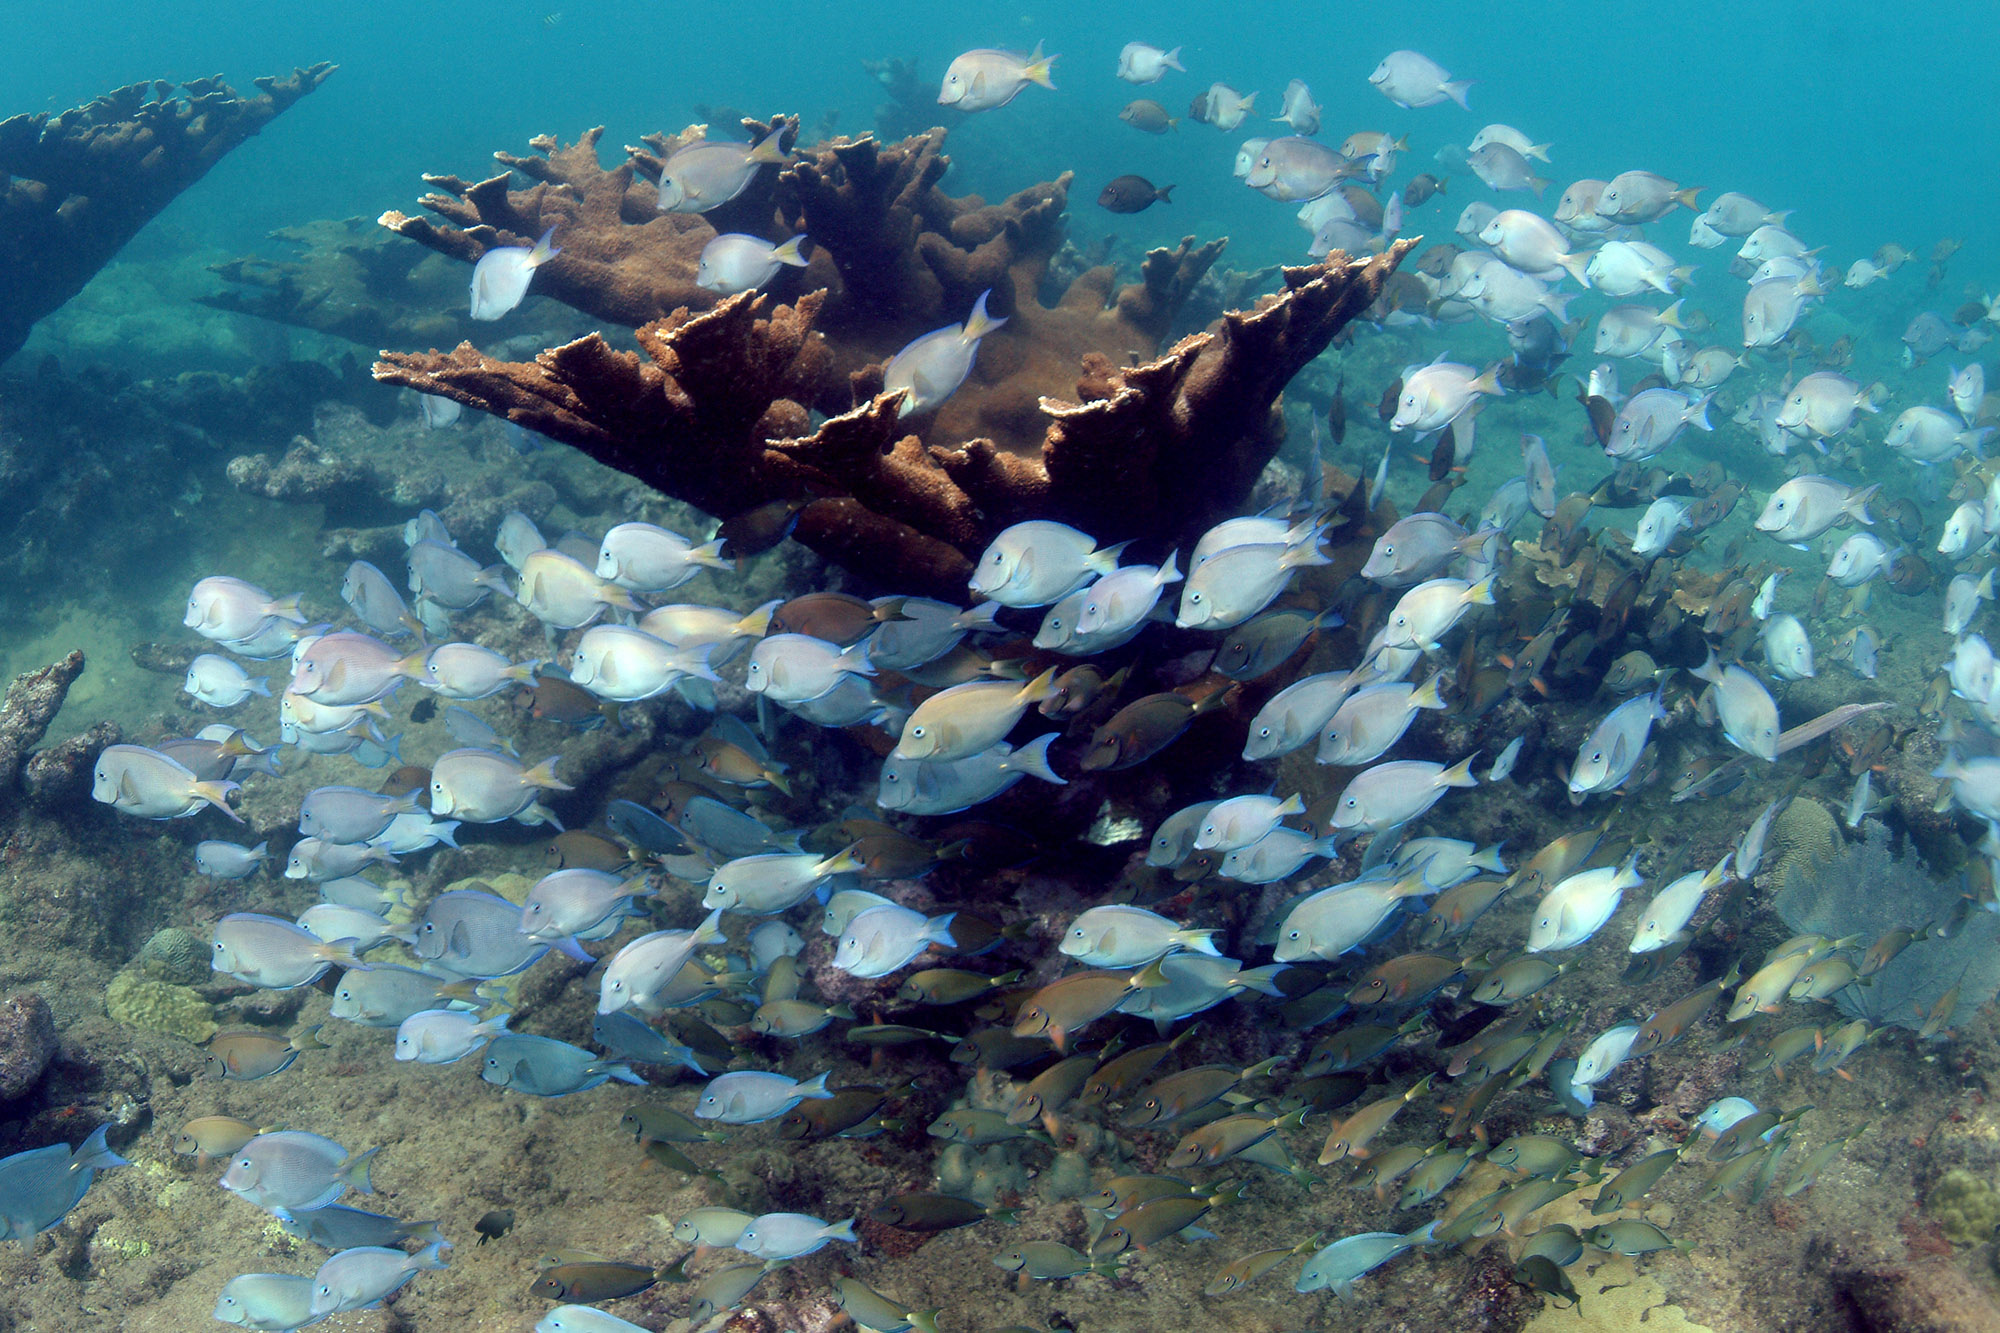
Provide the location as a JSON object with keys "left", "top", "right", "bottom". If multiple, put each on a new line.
{"left": 0, "top": 63, "right": 335, "bottom": 364}
{"left": 373, "top": 243, "right": 1411, "bottom": 599}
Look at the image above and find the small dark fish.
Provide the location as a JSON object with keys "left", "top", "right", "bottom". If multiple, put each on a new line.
{"left": 1402, "top": 173, "right": 1446, "bottom": 207}
{"left": 1327, "top": 377, "right": 1348, "bottom": 445}
{"left": 1580, "top": 394, "right": 1617, "bottom": 446}
{"left": 475, "top": 1209, "right": 515, "bottom": 1243}
{"left": 1378, "top": 378, "right": 1403, "bottom": 421}
{"left": 1886, "top": 555, "right": 1932, "bottom": 594}
{"left": 1099, "top": 175, "right": 1173, "bottom": 213}
{"left": 1040, "top": 663, "right": 1129, "bottom": 719}
{"left": 1428, "top": 429, "right": 1456, "bottom": 482}
{"left": 521, "top": 676, "right": 610, "bottom": 729}
{"left": 1511, "top": 1255, "right": 1580, "bottom": 1308}
{"left": 381, "top": 765, "right": 431, "bottom": 799}
{"left": 718, "top": 497, "right": 811, "bottom": 559}
{"left": 1119, "top": 99, "right": 1177, "bottom": 133}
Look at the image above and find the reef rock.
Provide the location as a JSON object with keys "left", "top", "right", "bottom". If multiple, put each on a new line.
{"left": 0, "top": 992, "right": 57, "bottom": 1101}
{"left": 0, "top": 651, "right": 86, "bottom": 812}
{"left": 0, "top": 64, "right": 336, "bottom": 364}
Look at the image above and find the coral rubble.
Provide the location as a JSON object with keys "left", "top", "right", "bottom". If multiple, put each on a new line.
{"left": 0, "top": 64, "right": 336, "bottom": 363}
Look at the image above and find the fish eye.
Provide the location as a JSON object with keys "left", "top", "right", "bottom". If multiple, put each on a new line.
{"left": 1287, "top": 929, "right": 1302, "bottom": 941}
{"left": 910, "top": 725, "right": 925, "bottom": 738}
{"left": 1258, "top": 726, "right": 1272, "bottom": 739}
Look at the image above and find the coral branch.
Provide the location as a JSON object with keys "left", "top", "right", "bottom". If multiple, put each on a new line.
{"left": 0, "top": 64, "right": 335, "bottom": 363}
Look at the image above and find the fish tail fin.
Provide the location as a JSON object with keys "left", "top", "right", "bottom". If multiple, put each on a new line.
{"left": 413, "top": 1239, "right": 452, "bottom": 1269}
{"left": 1846, "top": 483, "right": 1880, "bottom": 526}
{"left": 1470, "top": 364, "right": 1506, "bottom": 397}
{"left": 689, "top": 538, "right": 736, "bottom": 572}
{"left": 927, "top": 912, "right": 958, "bottom": 949}
{"left": 1155, "top": 183, "right": 1175, "bottom": 204}
{"left": 1275, "top": 792, "right": 1306, "bottom": 818}
{"left": 1443, "top": 79, "right": 1474, "bottom": 109}
{"left": 1024, "top": 42, "right": 1058, "bottom": 90}
{"left": 1527, "top": 174, "right": 1551, "bottom": 199}
{"left": 1464, "top": 575, "right": 1498, "bottom": 606}
{"left": 693, "top": 906, "right": 728, "bottom": 946}
{"left": 1525, "top": 141, "right": 1552, "bottom": 162}
{"left": 1410, "top": 674, "right": 1448, "bottom": 711}
{"left": 193, "top": 780, "right": 243, "bottom": 822}
{"left": 1439, "top": 755, "right": 1480, "bottom": 788}
{"left": 408, "top": 1221, "right": 448, "bottom": 1247}
{"left": 1796, "top": 271, "right": 1825, "bottom": 297}
{"left": 344, "top": 1145, "right": 381, "bottom": 1195}
{"left": 962, "top": 288, "right": 1008, "bottom": 339}
{"left": 1657, "top": 299, "right": 1685, "bottom": 329}
{"left": 1688, "top": 392, "right": 1714, "bottom": 431}
{"left": 1163, "top": 46, "right": 1184, "bottom": 71}
{"left": 522, "top": 755, "right": 575, "bottom": 792}
{"left": 607, "top": 1062, "right": 647, "bottom": 1086}
{"left": 1019, "top": 665, "right": 1064, "bottom": 707}
{"left": 266, "top": 593, "right": 308, "bottom": 624}
{"left": 244, "top": 676, "right": 272, "bottom": 698}
{"left": 1236, "top": 964, "right": 1288, "bottom": 996}
{"left": 1177, "top": 928, "right": 1225, "bottom": 957}
{"left": 746, "top": 128, "right": 790, "bottom": 164}
{"left": 1675, "top": 186, "right": 1703, "bottom": 212}
{"left": 797, "top": 1070, "right": 834, "bottom": 1100}
{"left": 739, "top": 599, "right": 782, "bottom": 637}
{"left": 73, "top": 1124, "right": 129, "bottom": 1172}
{"left": 827, "top": 1216, "right": 860, "bottom": 1243}
{"left": 1555, "top": 252, "right": 1591, "bottom": 289}
{"left": 1091, "top": 539, "right": 1135, "bottom": 575}
{"left": 529, "top": 226, "right": 561, "bottom": 266}
{"left": 769, "top": 235, "right": 811, "bottom": 268}
{"left": 502, "top": 659, "right": 543, "bottom": 686}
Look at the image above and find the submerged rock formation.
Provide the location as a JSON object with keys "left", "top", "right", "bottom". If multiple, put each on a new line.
{"left": 0, "top": 63, "right": 336, "bottom": 364}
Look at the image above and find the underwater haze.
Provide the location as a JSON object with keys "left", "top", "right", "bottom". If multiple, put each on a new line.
{"left": 1, "top": 2, "right": 2000, "bottom": 1332}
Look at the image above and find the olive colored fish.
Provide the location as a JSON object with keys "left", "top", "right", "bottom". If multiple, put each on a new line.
{"left": 1167, "top": 1107, "right": 1308, "bottom": 1169}
{"left": 1319, "top": 1074, "right": 1435, "bottom": 1164}
{"left": 1591, "top": 1146, "right": 1682, "bottom": 1214}
{"left": 871, "top": 1192, "right": 1020, "bottom": 1231}
{"left": 530, "top": 1258, "right": 683, "bottom": 1302}
{"left": 1119, "top": 1057, "right": 1283, "bottom": 1127}
{"left": 1205, "top": 1232, "right": 1325, "bottom": 1296}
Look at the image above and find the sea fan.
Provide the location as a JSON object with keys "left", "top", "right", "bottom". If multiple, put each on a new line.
{"left": 1773, "top": 824, "right": 2000, "bottom": 1032}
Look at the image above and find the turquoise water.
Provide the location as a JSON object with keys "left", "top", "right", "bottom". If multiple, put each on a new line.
{"left": 3, "top": 5, "right": 2000, "bottom": 1332}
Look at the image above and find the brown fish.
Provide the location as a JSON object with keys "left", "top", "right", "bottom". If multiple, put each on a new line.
{"left": 1402, "top": 172, "right": 1447, "bottom": 207}
{"left": 521, "top": 676, "right": 614, "bottom": 728}
{"left": 204, "top": 1026, "right": 328, "bottom": 1081}
{"left": 1079, "top": 689, "right": 1225, "bottom": 771}
{"left": 381, "top": 765, "right": 431, "bottom": 799}
{"left": 1119, "top": 99, "right": 1177, "bottom": 133}
{"left": 1327, "top": 376, "right": 1348, "bottom": 445}
{"left": 717, "top": 497, "right": 811, "bottom": 559}
{"left": 1629, "top": 961, "right": 1740, "bottom": 1057}
{"left": 693, "top": 736, "right": 791, "bottom": 794}
{"left": 543, "top": 829, "right": 633, "bottom": 872}
{"left": 530, "top": 1259, "right": 682, "bottom": 1303}
{"left": 1099, "top": 175, "right": 1173, "bottom": 213}
{"left": 1378, "top": 377, "right": 1403, "bottom": 421}
{"left": 771, "top": 592, "right": 903, "bottom": 643}
{"left": 1040, "top": 663, "right": 1129, "bottom": 718}
{"left": 1579, "top": 393, "right": 1617, "bottom": 447}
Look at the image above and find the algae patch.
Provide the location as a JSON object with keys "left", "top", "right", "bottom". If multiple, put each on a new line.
{"left": 106, "top": 968, "right": 217, "bottom": 1042}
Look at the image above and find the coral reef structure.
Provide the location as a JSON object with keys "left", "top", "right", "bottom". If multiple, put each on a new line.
{"left": 0, "top": 64, "right": 336, "bottom": 363}
{"left": 371, "top": 123, "right": 1408, "bottom": 594}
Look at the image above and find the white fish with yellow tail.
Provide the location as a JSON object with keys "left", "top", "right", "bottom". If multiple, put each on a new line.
{"left": 1316, "top": 677, "right": 1448, "bottom": 767}
{"left": 92, "top": 744, "right": 240, "bottom": 821}
{"left": 1630, "top": 856, "right": 1731, "bottom": 953}
{"left": 938, "top": 43, "right": 1057, "bottom": 112}
{"left": 1753, "top": 475, "right": 1877, "bottom": 547}
{"left": 515, "top": 549, "right": 643, "bottom": 629}
{"left": 1691, "top": 649, "right": 1780, "bottom": 760}
{"left": 185, "top": 654, "right": 270, "bottom": 708}
{"left": 1390, "top": 357, "right": 1504, "bottom": 433}
{"left": 697, "top": 234, "right": 808, "bottom": 294}
{"left": 185, "top": 575, "right": 305, "bottom": 643}
{"left": 970, "top": 520, "right": 1125, "bottom": 608}
{"left": 428, "top": 748, "right": 572, "bottom": 824}
{"left": 703, "top": 846, "right": 865, "bottom": 915}
{"left": 1378, "top": 577, "right": 1495, "bottom": 651}
{"left": 596, "top": 523, "right": 733, "bottom": 593}
{"left": 1115, "top": 42, "right": 1182, "bottom": 84}
{"left": 418, "top": 642, "right": 537, "bottom": 701}
{"left": 1367, "top": 50, "right": 1471, "bottom": 108}
{"left": 893, "top": 667, "right": 1061, "bottom": 762}
{"left": 833, "top": 902, "right": 958, "bottom": 978}
{"left": 1568, "top": 688, "right": 1666, "bottom": 797}
{"left": 1060, "top": 905, "right": 1219, "bottom": 969}
{"left": 1527, "top": 853, "right": 1643, "bottom": 952}
{"left": 1177, "top": 531, "right": 1333, "bottom": 630}
{"left": 1761, "top": 614, "right": 1815, "bottom": 681}
{"left": 883, "top": 290, "right": 1005, "bottom": 417}
{"left": 598, "top": 909, "right": 728, "bottom": 1014}
{"left": 470, "top": 227, "right": 558, "bottom": 320}
{"left": 1326, "top": 756, "right": 1478, "bottom": 837}
{"left": 655, "top": 130, "right": 789, "bottom": 212}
